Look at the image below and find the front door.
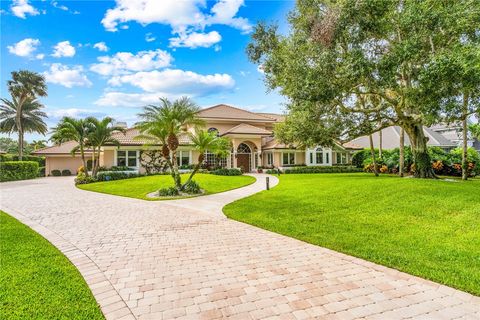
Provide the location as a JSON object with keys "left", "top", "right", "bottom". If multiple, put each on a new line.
{"left": 237, "top": 154, "right": 250, "bottom": 172}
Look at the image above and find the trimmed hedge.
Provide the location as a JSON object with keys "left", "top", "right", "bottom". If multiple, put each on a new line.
{"left": 283, "top": 166, "right": 362, "bottom": 174}
{"left": 0, "top": 154, "right": 45, "bottom": 166}
{"left": 51, "top": 170, "right": 61, "bottom": 176}
{"left": 96, "top": 171, "right": 141, "bottom": 181}
{"left": 210, "top": 168, "right": 242, "bottom": 176}
{"left": 61, "top": 169, "right": 72, "bottom": 176}
{"left": 0, "top": 161, "right": 39, "bottom": 182}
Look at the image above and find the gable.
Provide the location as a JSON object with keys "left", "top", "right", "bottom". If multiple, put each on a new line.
{"left": 197, "top": 104, "right": 275, "bottom": 122}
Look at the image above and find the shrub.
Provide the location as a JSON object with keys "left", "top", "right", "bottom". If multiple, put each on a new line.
{"left": 158, "top": 186, "right": 179, "bottom": 197}
{"left": 266, "top": 168, "right": 282, "bottom": 174}
{"left": 96, "top": 171, "right": 141, "bottom": 181}
{"left": 38, "top": 166, "right": 45, "bottom": 177}
{"left": 61, "top": 169, "right": 72, "bottom": 176}
{"left": 0, "top": 161, "right": 39, "bottom": 182}
{"left": 183, "top": 180, "right": 201, "bottom": 194}
{"left": 51, "top": 170, "right": 62, "bottom": 176}
{"left": 284, "top": 166, "right": 362, "bottom": 174}
{"left": 211, "top": 168, "right": 242, "bottom": 176}
{"left": 74, "top": 173, "right": 97, "bottom": 185}
{"left": 98, "top": 166, "right": 135, "bottom": 172}
{"left": 78, "top": 166, "right": 85, "bottom": 174}
{"left": 0, "top": 154, "right": 45, "bottom": 166}
{"left": 352, "top": 150, "right": 367, "bottom": 168}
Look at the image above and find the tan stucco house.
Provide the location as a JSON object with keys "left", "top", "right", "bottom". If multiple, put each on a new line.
{"left": 34, "top": 104, "right": 360, "bottom": 175}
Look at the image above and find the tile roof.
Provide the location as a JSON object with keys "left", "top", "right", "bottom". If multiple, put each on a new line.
{"left": 111, "top": 128, "right": 192, "bottom": 145}
{"left": 33, "top": 140, "right": 94, "bottom": 155}
{"left": 262, "top": 138, "right": 297, "bottom": 150}
{"left": 256, "top": 113, "right": 286, "bottom": 122}
{"left": 222, "top": 123, "right": 272, "bottom": 136}
{"left": 197, "top": 104, "right": 276, "bottom": 122}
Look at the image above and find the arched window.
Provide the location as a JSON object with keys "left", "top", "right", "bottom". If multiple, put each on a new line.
{"left": 208, "top": 127, "right": 219, "bottom": 136}
{"left": 237, "top": 143, "right": 251, "bottom": 154}
{"left": 315, "top": 147, "right": 323, "bottom": 164}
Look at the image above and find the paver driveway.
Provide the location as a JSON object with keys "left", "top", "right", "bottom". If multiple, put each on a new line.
{"left": 1, "top": 176, "right": 479, "bottom": 320}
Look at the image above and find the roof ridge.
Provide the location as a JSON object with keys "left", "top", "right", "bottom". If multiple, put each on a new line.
{"left": 198, "top": 104, "right": 275, "bottom": 121}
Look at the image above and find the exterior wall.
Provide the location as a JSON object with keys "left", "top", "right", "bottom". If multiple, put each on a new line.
{"left": 102, "top": 149, "right": 115, "bottom": 168}
{"left": 45, "top": 156, "right": 85, "bottom": 176}
{"left": 200, "top": 121, "right": 270, "bottom": 135}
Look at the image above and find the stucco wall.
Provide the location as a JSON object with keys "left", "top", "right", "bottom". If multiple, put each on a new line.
{"left": 102, "top": 150, "right": 115, "bottom": 168}
{"left": 45, "top": 156, "right": 85, "bottom": 176}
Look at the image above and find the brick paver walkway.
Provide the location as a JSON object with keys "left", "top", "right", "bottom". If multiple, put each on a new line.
{"left": 1, "top": 175, "right": 479, "bottom": 320}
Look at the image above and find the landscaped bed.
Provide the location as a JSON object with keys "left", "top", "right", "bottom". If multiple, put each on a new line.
{"left": 0, "top": 211, "right": 104, "bottom": 320}
{"left": 77, "top": 173, "right": 256, "bottom": 200}
{"left": 223, "top": 173, "right": 480, "bottom": 296}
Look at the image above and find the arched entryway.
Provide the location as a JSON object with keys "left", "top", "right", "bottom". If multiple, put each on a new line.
{"left": 236, "top": 143, "right": 252, "bottom": 172}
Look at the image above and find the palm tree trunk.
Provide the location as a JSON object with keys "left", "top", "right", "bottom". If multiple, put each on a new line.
{"left": 80, "top": 145, "right": 89, "bottom": 177}
{"left": 171, "top": 150, "right": 182, "bottom": 190}
{"left": 462, "top": 92, "right": 469, "bottom": 181}
{"left": 18, "top": 128, "right": 24, "bottom": 160}
{"left": 369, "top": 134, "right": 379, "bottom": 177}
{"left": 16, "top": 95, "right": 26, "bottom": 161}
{"left": 182, "top": 154, "right": 204, "bottom": 189}
{"left": 399, "top": 128, "right": 405, "bottom": 177}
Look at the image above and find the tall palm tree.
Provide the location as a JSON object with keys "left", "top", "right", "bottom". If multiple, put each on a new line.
{"left": 31, "top": 139, "right": 47, "bottom": 150}
{"left": 0, "top": 97, "right": 48, "bottom": 155}
{"left": 6, "top": 70, "right": 47, "bottom": 160}
{"left": 136, "top": 97, "right": 204, "bottom": 190}
{"left": 87, "top": 117, "right": 125, "bottom": 177}
{"left": 50, "top": 117, "right": 93, "bottom": 177}
{"left": 183, "top": 129, "right": 230, "bottom": 188}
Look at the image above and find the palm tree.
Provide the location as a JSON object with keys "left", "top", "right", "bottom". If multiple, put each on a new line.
{"left": 50, "top": 117, "right": 93, "bottom": 177}
{"left": 87, "top": 117, "right": 125, "bottom": 177}
{"left": 0, "top": 97, "right": 48, "bottom": 155}
{"left": 182, "top": 129, "right": 230, "bottom": 188}
{"left": 31, "top": 139, "right": 47, "bottom": 150}
{"left": 136, "top": 97, "right": 204, "bottom": 190}
{"left": 6, "top": 70, "right": 47, "bottom": 160}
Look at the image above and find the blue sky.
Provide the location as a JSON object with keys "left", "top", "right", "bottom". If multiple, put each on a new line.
{"left": 1, "top": 0, "right": 294, "bottom": 141}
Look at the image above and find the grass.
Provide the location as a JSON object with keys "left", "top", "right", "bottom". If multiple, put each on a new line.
{"left": 78, "top": 173, "right": 256, "bottom": 200}
{"left": 224, "top": 173, "right": 480, "bottom": 296}
{"left": 0, "top": 211, "right": 104, "bottom": 320}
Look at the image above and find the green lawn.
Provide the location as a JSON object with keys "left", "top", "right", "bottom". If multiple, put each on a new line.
{"left": 0, "top": 211, "right": 104, "bottom": 320}
{"left": 224, "top": 173, "right": 480, "bottom": 296}
{"left": 78, "top": 173, "right": 256, "bottom": 200}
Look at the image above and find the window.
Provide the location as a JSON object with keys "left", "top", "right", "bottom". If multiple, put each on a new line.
{"left": 266, "top": 153, "right": 273, "bottom": 166}
{"left": 117, "top": 150, "right": 137, "bottom": 167}
{"left": 316, "top": 148, "right": 323, "bottom": 164}
{"left": 282, "top": 152, "right": 295, "bottom": 165}
{"left": 237, "top": 143, "right": 251, "bottom": 154}
{"left": 337, "top": 152, "right": 347, "bottom": 164}
{"left": 204, "top": 150, "right": 227, "bottom": 168}
{"left": 325, "top": 152, "right": 329, "bottom": 164}
{"left": 176, "top": 150, "right": 190, "bottom": 166}
{"left": 208, "top": 127, "right": 219, "bottom": 136}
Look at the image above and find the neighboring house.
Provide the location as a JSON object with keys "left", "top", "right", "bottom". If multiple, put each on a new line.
{"left": 34, "top": 104, "right": 360, "bottom": 176}
{"left": 349, "top": 126, "right": 458, "bottom": 152}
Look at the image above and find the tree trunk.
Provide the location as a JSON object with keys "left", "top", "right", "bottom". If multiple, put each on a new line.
{"left": 80, "top": 144, "right": 89, "bottom": 177}
{"left": 182, "top": 153, "right": 204, "bottom": 189}
{"left": 462, "top": 92, "right": 469, "bottom": 181}
{"left": 403, "top": 122, "right": 436, "bottom": 178}
{"left": 369, "top": 134, "right": 379, "bottom": 177}
{"left": 399, "top": 128, "right": 405, "bottom": 177}
{"left": 379, "top": 129, "right": 383, "bottom": 159}
{"left": 170, "top": 149, "right": 182, "bottom": 190}
{"left": 18, "top": 128, "right": 24, "bottom": 161}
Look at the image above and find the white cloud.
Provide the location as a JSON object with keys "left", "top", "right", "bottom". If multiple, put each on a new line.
{"left": 36, "top": 53, "right": 45, "bottom": 60}
{"left": 46, "top": 108, "right": 106, "bottom": 120}
{"left": 90, "top": 49, "right": 172, "bottom": 76}
{"left": 169, "top": 31, "right": 221, "bottom": 49}
{"left": 108, "top": 69, "right": 235, "bottom": 95}
{"left": 52, "top": 41, "right": 76, "bottom": 57}
{"left": 52, "top": 1, "right": 68, "bottom": 11}
{"left": 11, "top": 0, "right": 39, "bottom": 19}
{"left": 93, "top": 42, "right": 109, "bottom": 52}
{"left": 7, "top": 38, "right": 40, "bottom": 57}
{"left": 95, "top": 92, "right": 174, "bottom": 107}
{"left": 43, "top": 64, "right": 92, "bottom": 88}
{"left": 100, "top": 0, "right": 251, "bottom": 44}
{"left": 145, "top": 32, "right": 156, "bottom": 42}
{"left": 257, "top": 65, "right": 265, "bottom": 74}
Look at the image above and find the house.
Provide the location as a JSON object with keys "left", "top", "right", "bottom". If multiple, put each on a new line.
{"left": 34, "top": 104, "right": 360, "bottom": 175}
{"left": 349, "top": 126, "right": 458, "bottom": 152}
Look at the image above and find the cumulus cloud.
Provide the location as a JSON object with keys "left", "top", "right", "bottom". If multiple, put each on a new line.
{"left": 93, "top": 42, "right": 109, "bottom": 52}
{"left": 108, "top": 69, "right": 235, "bottom": 95}
{"left": 94, "top": 92, "right": 173, "bottom": 107}
{"left": 169, "top": 31, "right": 221, "bottom": 49}
{"left": 11, "top": 0, "right": 39, "bottom": 19}
{"left": 43, "top": 64, "right": 92, "bottom": 88}
{"left": 90, "top": 49, "right": 173, "bottom": 76}
{"left": 101, "top": 0, "right": 251, "bottom": 49}
{"left": 7, "top": 38, "right": 41, "bottom": 57}
{"left": 46, "top": 108, "right": 107, "bottom": 121}
{"left": 52, "top": 41, "right": 76, "bottom": 57}
{"left": 52, "top": 1, "right": 68, "bottom": 11}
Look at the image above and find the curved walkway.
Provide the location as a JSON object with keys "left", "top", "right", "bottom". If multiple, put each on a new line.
{"left": 1, "top": 175, "right": 478, "bottom": 320}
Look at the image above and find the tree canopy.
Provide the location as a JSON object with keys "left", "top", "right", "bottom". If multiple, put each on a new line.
{"left": 247, "top": 0, "right": 480, "bottom": 178}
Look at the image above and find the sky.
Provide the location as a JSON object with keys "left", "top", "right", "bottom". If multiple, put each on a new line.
{"left": 1, "top": 0, "right": 294, "bottom": 141}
